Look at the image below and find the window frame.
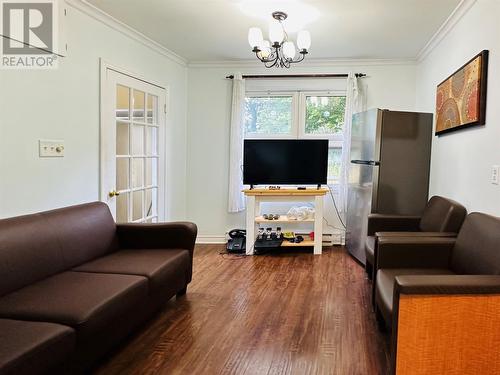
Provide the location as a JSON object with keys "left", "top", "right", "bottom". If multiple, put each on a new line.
{"left": 298, "top": 91, "right": 346, "bottom": 143}
{"left": 244, "top": 92, "right": 299, "bottom": 139}
{"left": 244, "top": 90, "right": 347, "bottom": 184}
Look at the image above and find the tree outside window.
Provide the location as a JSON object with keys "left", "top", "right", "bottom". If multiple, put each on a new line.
{"left": 244, "top": 96, "right": 293, "bottom": 135}
{"left": 305, "top": 96, "right": 346, "bottom": 135}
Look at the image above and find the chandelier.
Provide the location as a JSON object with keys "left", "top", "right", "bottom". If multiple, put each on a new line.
{"left": 247, "top": 11, "right": 311, "bottom": 68}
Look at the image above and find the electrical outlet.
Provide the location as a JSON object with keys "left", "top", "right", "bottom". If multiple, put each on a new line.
{"left": 39, "top": 140, "right": 65, "bottom": 157}
{"left": 492, "top": 165, "right": 499, "bottom": 185}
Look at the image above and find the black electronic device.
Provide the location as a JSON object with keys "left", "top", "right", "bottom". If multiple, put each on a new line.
{"left": 288, "top": 235, "right": 304, "bottom": 243}
{"left": 254, "top": 238, "right": 283, "bottom": 254}
{"left": 243, "top": 139, "right": 329, "bottom": 186}
{"left": 226, "top": 229, "right": 246, "bottom": 254}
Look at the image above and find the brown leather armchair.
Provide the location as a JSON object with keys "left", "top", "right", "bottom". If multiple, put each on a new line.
{"left": 373, "top": 212, "right": 500, "bottom": 375}
{"left": 365, "top": 196, "right": 466, "bottom": 279}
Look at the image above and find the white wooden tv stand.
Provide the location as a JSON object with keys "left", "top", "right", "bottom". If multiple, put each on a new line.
{"left": 243, "top": 188, "right": 328, "bottom": 255}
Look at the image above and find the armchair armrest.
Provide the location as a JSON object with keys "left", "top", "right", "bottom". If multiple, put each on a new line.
{"left": 375, "top": 231, "right": 456, "bottom": 238}
{"left": 117, "top": 222, "right": 198, "bottom": 255}
{"left": 395, "top": 274, "right": 500, "bottom": 295}
{"left": 376, "top": 236, "right": 455, "bottom": 270}
{"left": 367, "top": 214, "right": 421, "bottom": 235}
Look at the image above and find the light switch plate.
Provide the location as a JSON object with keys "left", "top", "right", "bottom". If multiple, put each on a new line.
{"left": 39, "top": 140, "right": 65, "bottom": 157}
{"left": 492, "top": 165, "right": 499, "bottom": 185}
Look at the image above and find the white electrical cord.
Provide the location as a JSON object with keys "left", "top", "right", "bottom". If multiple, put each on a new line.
{"left": 326, "top": 184, "right": 346, "bottom": 231}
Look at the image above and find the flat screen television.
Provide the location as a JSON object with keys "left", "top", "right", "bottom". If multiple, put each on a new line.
{"left": 243, "top": 139, "right": 329, "bottom": 186}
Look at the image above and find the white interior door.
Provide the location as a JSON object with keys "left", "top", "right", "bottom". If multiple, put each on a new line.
{"left": 101, "top": 65, "right": 166, "bottom": 223}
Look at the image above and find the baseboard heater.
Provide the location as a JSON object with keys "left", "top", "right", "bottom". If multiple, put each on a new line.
{"left": 294, "top": 232, "right": 343, "bottom": 246}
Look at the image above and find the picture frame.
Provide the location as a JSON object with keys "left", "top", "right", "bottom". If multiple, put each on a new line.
{"left": 435, "top": 50, "right": 489, "bottom": 136}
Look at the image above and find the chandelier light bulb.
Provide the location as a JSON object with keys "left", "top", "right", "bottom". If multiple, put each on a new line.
{"left": 283, "top": 41, "right": 296, "bottom": 59}
{"left": 257, "top": 40, "right": 271, "bottom": 59}
{"left": 269, "top": 21, "right": 284, "bottom": 44}
{"left": 248, "top": 27, "right": 263, "bottom": 48}
{"left": 297, "top": 30, "right": 311, "bottom": 50}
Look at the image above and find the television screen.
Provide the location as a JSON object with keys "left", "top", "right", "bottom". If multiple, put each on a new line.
{"left": 243, "top": 139, "right": 329, "bottom": 185}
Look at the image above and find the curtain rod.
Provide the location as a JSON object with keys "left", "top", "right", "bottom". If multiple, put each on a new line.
{"left": 225, "top": 73, "right": 366, "bottom": 79}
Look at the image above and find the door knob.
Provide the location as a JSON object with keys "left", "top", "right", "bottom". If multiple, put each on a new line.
{"left": 109, "top": 190, "right": 120, "bottom": 198}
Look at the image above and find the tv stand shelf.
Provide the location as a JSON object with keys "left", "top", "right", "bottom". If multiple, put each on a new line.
{"left": 281, "top": 235, "right": 314, "bottom": 247}
{"left": 243, "top": 188, "right": 328, "bottom": 255}
{"left": 254, "top": 215, "right": 315, "bottom": 224}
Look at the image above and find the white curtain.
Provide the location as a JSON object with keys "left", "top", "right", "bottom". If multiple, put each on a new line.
{"left": 227, "top": 73, "right": 246, "bottom": 212}
{"left": 339, "top": 72, "right": 366, "bottom": 213}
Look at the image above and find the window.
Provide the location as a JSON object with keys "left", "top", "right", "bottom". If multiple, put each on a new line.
{"left": 244, "top": 91, "right": 346, "bottom": 183}
{"left": 244, "top": 96, "right": 293, "bottom": 136}
{"left": 304, "top": 95, "right": 346, "bottom": 135}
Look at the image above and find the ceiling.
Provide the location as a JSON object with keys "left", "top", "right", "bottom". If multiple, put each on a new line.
{"left": 86, "top": 0, "right": 461, "bottom": 62}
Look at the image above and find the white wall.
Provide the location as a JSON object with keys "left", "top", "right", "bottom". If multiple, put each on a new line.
{"left": 0, "top": 2, "right": 188, "bottom": 219}
{"left": 9, "top": 0, "right": 492, "bottom": 234}
{"left": 415, "top": 0, "right": 500, "bottom": 215}
{"left": 186, "top": 62, "right": 418, "bottom": 240}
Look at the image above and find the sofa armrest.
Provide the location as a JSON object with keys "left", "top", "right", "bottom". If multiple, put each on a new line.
{"left": 376, "top": 237, "right": 455, "bottom": 270}
{"left": 390, "top": 275, "right": 500, "bottom": 375}
{"left": 367, "top": 214, "right": 421, "bottom": 235}
{"left": 375, "top": 231, "right": 456, "bottom": 238}
{"left": 117, "top": 222, "right": 198, "bottom": 256}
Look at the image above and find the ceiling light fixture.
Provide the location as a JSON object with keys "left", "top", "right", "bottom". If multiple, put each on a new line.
{"left": 248, "top": 11, "right": 311, "bottom": 68}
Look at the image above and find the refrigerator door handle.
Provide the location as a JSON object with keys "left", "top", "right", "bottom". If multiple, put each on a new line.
{"left": 350, "top": 159, "right": 380, "bottom": 166}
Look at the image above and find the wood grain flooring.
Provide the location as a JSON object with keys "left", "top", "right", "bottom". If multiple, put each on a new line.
{"left": 94, "top": 245, "right": 390, "bottom": 375}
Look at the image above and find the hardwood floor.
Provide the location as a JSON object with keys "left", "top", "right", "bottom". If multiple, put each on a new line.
{"left": 94, "top": 245, "right": 390, "bottom": 375}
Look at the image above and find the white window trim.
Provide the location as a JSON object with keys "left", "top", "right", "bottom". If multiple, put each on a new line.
{"left": 244, "top": 92, "right": 299, "bottom": 139}
{"left": 244, "top": 90, "right": 347, "bottom": 184}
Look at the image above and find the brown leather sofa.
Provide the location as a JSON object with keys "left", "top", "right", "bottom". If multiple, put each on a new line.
{"left": 0, "top": 202, "right": 197, "bottom": 375}
{"left": 365, "top": 195, "right": 466, "bottom": 279}
{"left": 374, "top": 212, "right": 500, "bottom": 374}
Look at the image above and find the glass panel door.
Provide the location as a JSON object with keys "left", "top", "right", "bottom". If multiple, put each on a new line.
{"left": 101, "top": 66, "right": 166, "bottom": 224}
{"left": 115, "top": 86, "right": 160, "bottom": 223}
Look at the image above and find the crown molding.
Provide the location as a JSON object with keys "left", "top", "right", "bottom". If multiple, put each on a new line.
{"left": 416, "top": 0, "right": 477, "bottom": 62}
{"left": 188, "top": 58, "right": 417, "bottom": 69}
{"left": 66, "top": 0, "right": 473, "bottom": 69}
{"left": 66, "top": 0, "right": 187, "bottom": 66}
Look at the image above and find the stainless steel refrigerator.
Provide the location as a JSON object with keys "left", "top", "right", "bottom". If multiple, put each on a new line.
{"left": 346, "top": 109, "right": 433, "bottom": 264}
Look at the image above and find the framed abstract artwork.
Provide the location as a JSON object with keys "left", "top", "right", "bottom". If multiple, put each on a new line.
{"left": 435, "top": 50, "right": 489, "bottom": 135}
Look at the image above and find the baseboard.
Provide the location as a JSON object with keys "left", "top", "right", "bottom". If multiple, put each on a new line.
{"left": 196, "top": 233, "right": 343, "bottom": 245}
{"left": 196, "top": 235, "right": 227, "bottom": 244}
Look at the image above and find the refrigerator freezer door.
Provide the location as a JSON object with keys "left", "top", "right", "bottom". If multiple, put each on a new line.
{"left": 349, "top": 109, "right": 381, "bottom": 164}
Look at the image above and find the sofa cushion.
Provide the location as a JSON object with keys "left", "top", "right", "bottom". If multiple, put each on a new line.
{"left": 0, "top": 319, "right": 75, "bottom": 375}
{"left": 73, "top": 249, "right": 190, "bottom": 296}
{"left": 451, "top": 213, "right": 500, "bottom": 275}
{"left": 365, "top": 236, "right": 376, "bottom": 265}
{"left": 0, "top": 213, "right": 65, "bottom": 298}
{"left": 376, "top": 268, "right": 454, "bottom": 325}
{"left": 0, "top": 272, "right": 148, "bottom": 341}
{"left": 41, "top": 202, "right": 119, "bottom": 268}
{"left": 419, "top": 196, "right": 466, "bottom": 233}
{"left": 0, "top": 202, "right": 118, "bottom": 298}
